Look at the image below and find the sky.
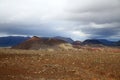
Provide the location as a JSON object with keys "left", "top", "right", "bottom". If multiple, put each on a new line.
{"left": 0, "top": 0, "right": 120, "bottom": 41}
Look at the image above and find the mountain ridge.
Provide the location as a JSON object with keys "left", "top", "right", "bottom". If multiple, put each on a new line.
{"left": 0, "top": 36, "right": 119, "bottom": 47}
{"left": 0, "top": 36, "right": 30, "bottom": 47}
{"left": 12, "top": 36, "right": 70, "bottom": 50}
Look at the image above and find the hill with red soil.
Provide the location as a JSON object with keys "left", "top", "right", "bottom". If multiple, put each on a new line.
{"left": 12, "top": 36, "right": 69, "bottom": 50}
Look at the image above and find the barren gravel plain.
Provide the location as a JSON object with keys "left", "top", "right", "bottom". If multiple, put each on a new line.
{"left": 0, "top": 48, "right": 120, "bottom": 80}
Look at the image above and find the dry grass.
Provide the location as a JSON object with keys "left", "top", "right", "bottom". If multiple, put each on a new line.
{"left": 0, "top": 47, "right": 120, "bottom": 80}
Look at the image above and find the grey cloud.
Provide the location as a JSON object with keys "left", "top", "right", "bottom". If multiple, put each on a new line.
{"left": 0, "top": 0, "right": 120, "bottom": 41}
{"left": 0, "top": 23, "right": 73, "bottom": 38}
{"left": 64, "top": 11, "right": 120, "bottom": 24}
{"left": 66, "top": 0, "right": 120, "bottom": 13}
{"left": 79, "top": 23, "right": 120, "bottom": 40}
{"left": 62, "top": 0, "right": 120, "bottom": 24}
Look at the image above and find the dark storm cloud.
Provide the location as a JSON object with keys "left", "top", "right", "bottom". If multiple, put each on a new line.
{"left": 82, "top": 26, "right": 120, "bottom": 38}
{"left": 62, "top": 0, "right": 120, "bottom": 40}
{"left": 0, "top": 0, "right": 120, "bottom": 40}
{"left": 76, "top": 23, "right": 120, "bottom": 40}
{"left": 0, "top": 23, "right": 72, "bottom": 37}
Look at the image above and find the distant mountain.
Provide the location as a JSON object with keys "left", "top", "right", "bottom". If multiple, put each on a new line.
{"left": 53, "top": 36, "right": 74, "bottom": 44}
{"left": 72, "top": 41, "right": 82, "bottom": 45}
{"left": 116, "top": 40, "right": 120, "bottom": 46}
{"left": 0, "top": 36, "right": 30, "bottom": 47}
{"left": 82, "top": 39, "right": 115, "bottom": 46}
{"left": 96, "top": 39, "right": 116, "bottom": 46}
{"left": 0, "top": 36, "right": 119, "bottom": 48}
{"left": 12, "top": 36, "right": 72, "bottom": 50}
{"left": 82, "top": 39, "right": 102, "bottom": 45}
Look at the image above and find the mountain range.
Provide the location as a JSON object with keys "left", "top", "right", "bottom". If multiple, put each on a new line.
{"left": 0, "top": 36, "right": 119, "bottom": 47}
{"left": 0, "top": 36, "right": 30, "bottom": 47}
{"left": 82, "top": 39, "right": 116, "bottom": 46}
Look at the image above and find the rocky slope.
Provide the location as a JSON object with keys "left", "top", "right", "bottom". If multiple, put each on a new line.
{"left": 12, "top": 36, "right": 73, "bottom": 50}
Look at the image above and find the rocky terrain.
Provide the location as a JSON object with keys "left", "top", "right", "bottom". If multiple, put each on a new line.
{"left": 0, "top": 36, "right": 120, "bottom": 80}
{"left": 12, "top": 36, "right": 73, "bottom": 50}
{"left": 0, "top": 48, "right": 120, "bottom": 80}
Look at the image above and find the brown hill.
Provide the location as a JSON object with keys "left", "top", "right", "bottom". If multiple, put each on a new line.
{"left": 72, "top": 41, "right": 82, "bottom": 45}
{"left": 12, "top": 36, "right": 69, "bottom": 50}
